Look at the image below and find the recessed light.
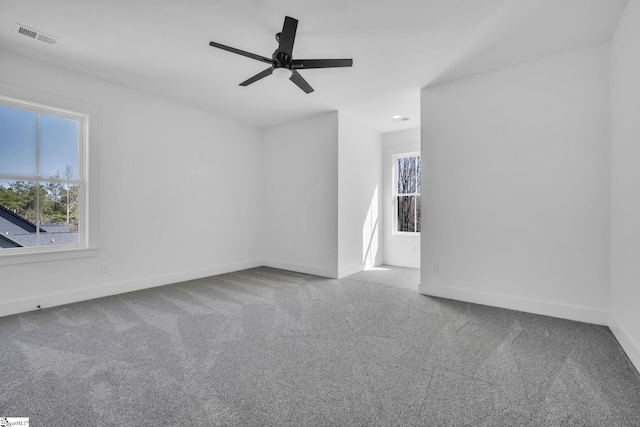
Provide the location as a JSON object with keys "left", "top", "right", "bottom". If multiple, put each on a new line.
{"left": 392, "top": 115, "right": 403, "bottom": 119}
{"left": 392, "top": 115, "right": 409, "bottom": 122}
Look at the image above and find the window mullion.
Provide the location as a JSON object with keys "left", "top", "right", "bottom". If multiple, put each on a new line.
{"left": 0, "top": 175, "right": 81, "bottom": 185}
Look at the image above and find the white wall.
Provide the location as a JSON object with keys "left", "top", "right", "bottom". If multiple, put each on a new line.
{"left": 262, "top": 112, "right": 340, "bottom": 278}
{"left": 262, "top": 111, "right": 383, "bottom": 279}
{"left": 337, "top": 113, "right": 383, "bottom": 277}
{"left": 0, "top": 49, "right": 263, "bottom": 316}
{"left": 609, "top": 0, "right": 640, "bottom": 369}
{"left": 382, "top": 128, "right": 421, "bottom": 268}
{"left": 420, "top": 44, "right": 611, "bottom": 324}
{"left": 0, "top": 50, "right": 382, "bottom": 316}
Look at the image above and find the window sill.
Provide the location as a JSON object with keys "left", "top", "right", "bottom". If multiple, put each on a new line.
{"left": 390, "top": 232, "right": 421, "bottom": 239}
{"left": 0, "top": 247, "right": 98, "bottom": 266}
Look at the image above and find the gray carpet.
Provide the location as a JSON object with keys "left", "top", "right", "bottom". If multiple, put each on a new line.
{"left": 1, "top": 266, "right": 639, "bottom": 426}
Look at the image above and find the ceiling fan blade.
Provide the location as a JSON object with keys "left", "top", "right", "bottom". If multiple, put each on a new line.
{"left": 239, "top": 67, "right": 273, "bottom": 86}
{"left": 292, "top": 59, "right": 353, "bottom": 69}
{"left": 290, "top": 70, "right": 314, "bottom": 94}
{"left": 209, "top": 41, "right": 272, "bottom": 64}
{"left": 278, "top": 16, "right": 298, "bottom": 57}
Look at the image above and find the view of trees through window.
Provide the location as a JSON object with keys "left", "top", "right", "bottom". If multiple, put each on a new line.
{"left": 0, "top": 172, "right": 79, "bottom": 230}
{"left": 396, "top": 155, "right": 421, "bottom": 233}
{"left": 0, "top": 101, "right": 82, "bottom": 250}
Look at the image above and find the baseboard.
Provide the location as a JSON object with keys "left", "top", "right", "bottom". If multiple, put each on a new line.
{"left": 419, "top": 283, "right": 609, "bottom": 325}
{"left": 0, "top": 259, "right": 263, "bottom": 318}
{"left": 262, "top": 259, "right": 338, "bottom": 279}
{"left": 608, "top": 312, "right": 640, "bottom": 372}
{"left": 383, "top": 257, "right": 420, "bottom": 269}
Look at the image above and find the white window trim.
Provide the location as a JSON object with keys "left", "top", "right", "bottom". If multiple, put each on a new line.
{"left": 392, "top": 151, "right": 421, "bottom": 236}
{"left": 0, "top": 83, "right": 98, "bottom": 265}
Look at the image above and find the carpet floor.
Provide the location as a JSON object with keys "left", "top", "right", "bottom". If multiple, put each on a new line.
{"left": 1, "top": 266, "right": 639, "bottom": 426}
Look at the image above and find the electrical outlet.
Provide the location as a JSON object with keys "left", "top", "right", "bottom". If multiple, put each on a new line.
{"left": 101, "top": 263, "right": 110, "bottom": 274}
{"left": 432, "top": 264, "right": 439, "bottom": 274}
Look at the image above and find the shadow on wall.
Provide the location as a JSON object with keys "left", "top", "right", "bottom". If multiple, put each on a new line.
{"left": 363, "top": 186, "right": 379, "bottom": 269}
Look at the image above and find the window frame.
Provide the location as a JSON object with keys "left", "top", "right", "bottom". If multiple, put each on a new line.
{"left": 0, "top": 85, "right": 98, "bottom": 265}
{"left": 392, "top": 151, "right": 421, "bottom": 235}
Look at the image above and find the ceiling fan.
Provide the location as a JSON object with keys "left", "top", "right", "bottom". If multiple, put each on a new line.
{"left": 209, "top": 16, "right": 353, "bottom": 94}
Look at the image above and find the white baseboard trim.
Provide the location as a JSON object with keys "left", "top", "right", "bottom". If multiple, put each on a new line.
{"left": 419, "top": 283, "right": 608, "bottom": 326}
{"left": 262, "top": 259, "right": 338, "bottom": 279}
{"left": 0, "top": 259, "right": 263, "bottom": 318}
{"left": 608, "top": 312, "right": 640, "bottom": 372}
{"left": 383, "top": 258, "right": 420, "bottom": 269}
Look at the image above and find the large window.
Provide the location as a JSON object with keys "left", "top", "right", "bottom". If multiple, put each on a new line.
{"left": 394, "top": 153, "right": 421, "bottom": 233}
{"left": 0, "top": 95, "right": 87, "bottom": 253}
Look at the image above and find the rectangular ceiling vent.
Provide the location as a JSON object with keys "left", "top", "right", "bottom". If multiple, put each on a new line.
{"left": 15, "top": 24, "right": 59, "bottom": 45}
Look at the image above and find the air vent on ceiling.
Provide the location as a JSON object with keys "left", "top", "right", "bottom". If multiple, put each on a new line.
{"left": 15, "top": 24, "right": 59, "bottom": 45}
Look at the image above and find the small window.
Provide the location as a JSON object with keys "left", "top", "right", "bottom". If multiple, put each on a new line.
{"left": 394, "top": 153, "right": 421, "bottom": 233}
{"left": 0, "top": 96, "right": 87, "bottom": 253}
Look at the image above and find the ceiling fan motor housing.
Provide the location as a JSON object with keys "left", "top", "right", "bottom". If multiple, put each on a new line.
{"left": 273, "top": 50, "right": 292, "bottom": 69}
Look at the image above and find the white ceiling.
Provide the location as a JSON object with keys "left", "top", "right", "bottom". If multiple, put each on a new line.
{"left": 0, "top": 0, "right": 628, "bottom": 133}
